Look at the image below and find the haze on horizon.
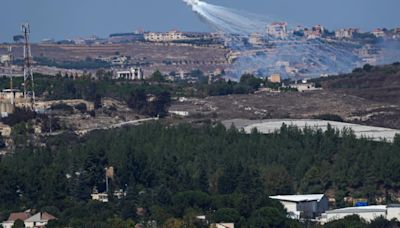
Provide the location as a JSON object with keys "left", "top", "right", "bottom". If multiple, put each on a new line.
{"left": 1, "top": 0, "right": 399, "bottom": 42}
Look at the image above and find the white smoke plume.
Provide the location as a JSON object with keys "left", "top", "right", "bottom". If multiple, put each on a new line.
{"left": 183, "top": 0, "right": 362, "bottom": 79}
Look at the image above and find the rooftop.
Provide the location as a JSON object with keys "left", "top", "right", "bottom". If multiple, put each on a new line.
{"left": 24, "top": 212, "right": 56, "bottom": 223}
{"left": 6, "top": 212, "right": 31, "bottom": 222}
{"left": 325, "top": 205, "right": 387, "bottom": 214}
{"left": 270, "top": 194, "right": 325, "bottom": 203}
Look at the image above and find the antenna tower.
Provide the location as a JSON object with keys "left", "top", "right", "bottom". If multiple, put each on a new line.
{"left": 22, "top": 23, "right": 35, "bottom": 107}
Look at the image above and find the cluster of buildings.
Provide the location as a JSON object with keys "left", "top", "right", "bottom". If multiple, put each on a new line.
{"left": 266, "top": 23, "right": 326, "bottom": 40}
{"left": 1, "top": 211, "right": 56, "bottom": 228}
{"left": 144, "top": 30, "right": 216, "bottom": 42}
{"left": 269, "top": 194, "right": 400, "bottom": 224}
{"left": 144, "top": 30, "right": 187, "bottom": 42}
{"left": 265, "top": 22, "right": 400, "bottom": 41}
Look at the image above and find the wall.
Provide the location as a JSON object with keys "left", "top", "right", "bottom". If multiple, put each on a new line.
{"left": 325, "top": 211, "right": 386, "bottom": 223}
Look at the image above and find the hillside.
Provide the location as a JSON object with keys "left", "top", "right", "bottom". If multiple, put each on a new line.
{"left": 317, "top": 63, "right": 400, "bottom": 128}
{"left": 320, "top": 63, "right": 400, "bottom": 104}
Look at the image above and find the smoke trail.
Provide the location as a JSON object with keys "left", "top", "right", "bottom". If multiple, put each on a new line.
{"left": 184, "top": 0, "right": 362, "bottom": 79}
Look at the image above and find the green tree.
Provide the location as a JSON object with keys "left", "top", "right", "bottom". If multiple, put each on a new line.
{"left": 324, "top": 215, "right": 367, "bottom": 228}
{"left": 12, "top": 219, "right": 25, "bottom": 228}
{"left": 248, "top": 207, "right": 287, "bottom": 228}
{"left": 212, "top": 208, "right": 241, "bottom": 224}
{"left": 150, "top": 70, "right": 164, "bottom": 82}
{"left": 239, "top": 74, "right": 263, "bottom": 90}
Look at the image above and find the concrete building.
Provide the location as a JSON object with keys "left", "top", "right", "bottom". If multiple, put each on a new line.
{"left": 306, "top": 31, "right": 322, "bottom": 40}
{"left": 169, "top": 110, "right": 190, "bottom": 117}
{"left": 289, "top": 82, "right": 321, "bottom": 92}
{"left": 144, "top": 30, "right": 188, "bottom": 42}
{"left": 2, "top": 212, "right": 56, "bottom": 228}
{"left": 210, "top": 223, "right": 235, "bottom": 228}
{"left": 249, "top": 33, "right": 264, "bottom": 46}
{"left": 268, "top": 74, "right": 282, "bottom": 83}
{"left": 91, "top": 192, "right": 109, "bottom": 203}
{"left": 312, "top": 25, "right": 325, "bottom": 34}
{"left": 0, "top": 89, "right": 24, "bottom": 117}
{"left": 335, "top": 28, "right": 359, "bottom": 39}
{"left": 319, "top": 205, "right": 400, "bottom": 224}
{"left": 24, "top": 212, "right": 56, "bottom": 228}
{"left": 372, "top": 29, "right": 386, "bottom": 38}
{"left": 1, "top": 212, "right": 31, "bottom": 228}
{"left": 0, "top": 54, "right": 12, "bottom": 64}
{"left": 270, "top": 194, "right": 329, "bottom": 219}
{"left": 387, "top": 204, "right": 400, "bottom": 220}
{"left": 267, "top": 22, "right": 288, "bottom": 39}
{"left": 115, "top": 67, "right": 144, "bottom": 80}
{"left": 0, "top": 122, "right": 12, "bottom": 137}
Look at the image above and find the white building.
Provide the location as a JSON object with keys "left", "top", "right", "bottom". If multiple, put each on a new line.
{"left": 1, "top": 212, "right": 56, "bottom": 228}
{"left": 312, "top": 25, "right": 325, "bottom": 34}
{"left": 115, "top": 67, "right": 144, "bottom": 80}
{"left": 169, "top": 110, "right": 190, "bottom": 117}
{"left": 267, "top": 22, "right": 288, "bottom": 39}
{"left": 270, "top": 194, "right": 329, "bottom": 219}
{"left": 0, "top": 54, "right": 12, "bottom": 64}
{"left": 372, "top": 29, "right": 386, "bottom": 38}
{"left": 210, "top": 223, "right": 235, "bottom": 228}
{"left": 1, "top": 212, "right": 31, "bottom": 228}
{"left": 335, "top": 28, "right": 360, "bottom": 39}
{"left": 91, "top": 192, "right": 109, "bottom": 203}
{"left": 289, "top": 82, "right": 321, "bottom": 92}
{"left": 24, "top": 212, "right": 56, "bottom": 228}
{"left": 144, "top": 30, "right": 188, "bottom": 42}
{"left": 249, "top": 33, "right": 264, "bottom": 46}
{"left": 319, "top": 205, "right": 400, "bottom": 224}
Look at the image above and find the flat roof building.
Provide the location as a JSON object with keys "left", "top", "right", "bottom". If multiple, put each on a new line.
{"left": 319, "top": 205, "right": 400, "bottom": 224}
{"left": 270, "top": 194, "right": 329, "bottom": 219}
{"left": 115, "top": 67, "right": 144, "bottom": 80}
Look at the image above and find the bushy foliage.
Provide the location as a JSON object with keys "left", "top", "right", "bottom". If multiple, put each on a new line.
{"left": 1, "top": 122, "right": 400, "bottom": 226}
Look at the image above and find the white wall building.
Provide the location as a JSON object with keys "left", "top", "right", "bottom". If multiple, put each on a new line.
{"left": 210, "top": 223, "right": 235, "bottom": 228}
{"left": 0, "top": 54, "right": 12, "bottom": 64}
{"left": 319, "top": 205, "right": 400, "bottom": 224}
{"left": 115, "top": 67, "right": 144, "bottom": 80}
{"left": 335, "top": 28, "right": 359, "bottom": 39}
{"left": 1, "top": 212, "right": 31, "bottom": 228}
{"left": 144, "top": 30, "right": 188, "bottom": 42}
{"left": 267, "top": 22, "right": 288, "bottom": 39}
{"left": 270, "top": 194, "right": 329, "bottom": 219}
{"left": 91, "top": 192, "right": 109, "bottom": 203}
{"left": 372, "top": 29, "right": 386, "bottom": 38}
{"left": 1, "top": 212, "right": 55, "bottom": 228}
{"left": 24, "top": 212, "right": 56, "bottom": 228}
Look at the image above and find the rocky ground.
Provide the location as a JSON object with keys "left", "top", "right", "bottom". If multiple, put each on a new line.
{"left": 169, "top": 90, "right": 400, "bottom": 129}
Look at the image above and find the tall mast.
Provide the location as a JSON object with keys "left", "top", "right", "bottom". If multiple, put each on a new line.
{"left": 22, "top": 23, "right": 35, "bottom": 108}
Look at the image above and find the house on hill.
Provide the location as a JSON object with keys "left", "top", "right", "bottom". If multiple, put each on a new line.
{"left": 1, "top": 211, "right": 56, "bottom": 228}
{"left": 2, "top": 212, "right": 31, "bottom": 228}
{"left": 270, "top": 194, "right": 329, "bottom": 219}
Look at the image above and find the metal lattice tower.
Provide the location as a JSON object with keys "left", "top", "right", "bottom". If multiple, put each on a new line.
{"left": 22, "top": 23, "right": 35, "bottom": 107}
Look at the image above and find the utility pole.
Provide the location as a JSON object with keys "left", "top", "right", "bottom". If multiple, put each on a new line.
{"left": 22, "top": 23, "right": 35, "bottom": 109}
{"left": 105, "top": 167, "right": 109, "bottom": 193}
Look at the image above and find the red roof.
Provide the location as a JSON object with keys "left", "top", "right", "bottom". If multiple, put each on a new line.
{"left": 7, "top": 212, "right": 31, "bottom": 221}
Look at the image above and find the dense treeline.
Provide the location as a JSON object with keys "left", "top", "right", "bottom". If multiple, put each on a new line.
{"left": 1, "top": 122, "right": 400, "bottom": 226}
{"left": 34, "top": 57, "right": 112, "bottom": 70}
{"left": 0, "top": 74, "right": 172, "bottom": 117}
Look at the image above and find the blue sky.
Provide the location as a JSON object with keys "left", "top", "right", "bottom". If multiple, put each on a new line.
{"left": 1, "top": 0, "right": 399, "bottom": 42}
